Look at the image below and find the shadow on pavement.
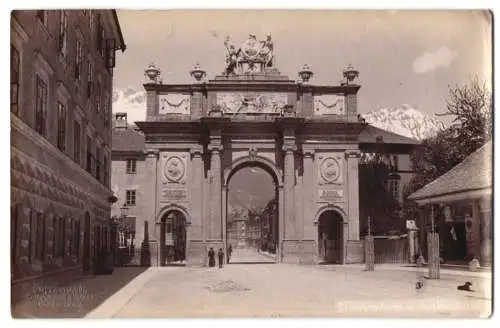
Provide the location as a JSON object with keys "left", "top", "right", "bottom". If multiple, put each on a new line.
{"left": 11, "top": 267, "right": 148, "bottom": 319}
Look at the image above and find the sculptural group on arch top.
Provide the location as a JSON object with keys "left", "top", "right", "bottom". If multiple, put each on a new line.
{"left": 223, "top": 34, "right": 274, "bottom": 75}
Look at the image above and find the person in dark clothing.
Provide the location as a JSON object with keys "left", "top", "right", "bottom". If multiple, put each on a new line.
{"left": 208, "top": 247, "right": 216, "bottom": 268}
{"left": 227, "top": 244, "right": 233, "bottom": 263}
{"left": 217, "top": 248, "right": 224, "bottom": 268}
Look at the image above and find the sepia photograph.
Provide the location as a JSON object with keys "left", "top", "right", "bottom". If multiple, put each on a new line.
{"left": 8, "top": 6, "right": 493, "bottom": 319}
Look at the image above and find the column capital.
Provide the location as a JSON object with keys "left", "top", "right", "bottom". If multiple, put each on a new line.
{"left": 345, "top": 150, "right": 361, "bottom": 159}
{"left": 302, "top": 149, "right": 315, "bottom": 158}
{"left": 282, "top": 144, "right": 297, "bottom": 153}
{"left": 208, "top": 144, "right": 223, "bottom": 154}
{"left": 190, "top": 147, "right": 204, "bottom": 158}
{"left": 145, "top": 149, "right": 159, "bottom": 158}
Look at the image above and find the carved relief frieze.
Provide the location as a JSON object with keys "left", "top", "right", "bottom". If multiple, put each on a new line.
{"left": 216, "top": 92, "right": 288, "bottom": 114}
{"left": 158, "top": 94, "right": 191, "bottom": 115}
{"left": 314, "top": 94, "right": 345, "bottom": 115}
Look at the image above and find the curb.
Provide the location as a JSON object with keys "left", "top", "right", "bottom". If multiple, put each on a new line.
{"left": 85, "top": 267, "right": 156, "bottom": 318}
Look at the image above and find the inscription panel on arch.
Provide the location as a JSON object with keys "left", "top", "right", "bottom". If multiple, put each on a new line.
{"left": 161, "top": 188, "right": 188, "bottom": 202}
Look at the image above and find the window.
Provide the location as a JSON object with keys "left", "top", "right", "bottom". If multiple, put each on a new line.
{"left": 86, "top": 136, "right": 93, "bottom": 174}
{"left": 75, "top": 38, "right": 83, "bottom": 81}
{"left": 388, "top": 180, "right": 400, "bottom": 201}
{"left": 28, "top": 210, "right": 35, "bottom": 263}
{"left": 73, "top": 219, "right": 80, "bottom": 257}
{"left": 74, "top": 120, "right": 81, "bottom": 163}
{"left": 35, "top": 76, "right": 48, "bottom": 137}
{"left": 126, "top": 159, "right": 137, "bottom": 174}
{"left": 52, "top": 215, "right": 58, "bottom": 257}
{"left": 87, "top": 57, "right": 93, "bottom": 98}
{"left": 126, "top": 190, "right": 136, "bottom": 206}
{"left": 103, "top": 155, "right": 108, "bottom": 186}
{"left": 11, "top": 205, "right": 18, "bottom": 266}
{"left": 89, "top": 10, "right": 94, "bottom": 31}
{"left": 96, "top": 146, "right": 101, "bottom": 181}
{"left": 60, "top": 217, "right": 66, "bottom": 257}
{"left": 58, "top": 11, "right": 68, "bottom": 57}
{"left": 97, "top": 16, "right": 105, "bottom": 56}
{"left": 37, "top": 10, "right": 48, "bottom": 27}
{"left": 57, "top": 102, "right": 66, "bottom": 152}
{"left": 35, "top": 212, "right": 45, "bottom": 261}
{"left": 103, "top": 94, "right": 110, "bottom": 127}
{"left": 11, "top": 45, "right": 20, "bottom": 115}
{"left": 68, "top": 218, "right": 74, "bottom": 255}
{"left": 96, "top": 81, "right": 101, "bottom": 113}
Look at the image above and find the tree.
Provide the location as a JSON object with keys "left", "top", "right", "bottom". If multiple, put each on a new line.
{"left": 402, "top": 78, "right": 492, "bottom": 257}
{"left": 405, "top": 77, "right": 492, "bottom": 198}
{"left": 359, "top": 151, "right": 401, "bottom": 236}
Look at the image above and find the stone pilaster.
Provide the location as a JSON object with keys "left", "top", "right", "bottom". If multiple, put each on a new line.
{"left": 346, "top": 93, "right": 358, "bottom": 119}
{"left": 208, "top": 143, "right": 222, "bottom": 241}
{"left": 145, "top": 89, "right": 157, "bottom": 120}
{"left": 299, "top": 85, "right": 314, "bottom": 117}
{"left": 145, "top": 149, "right": 159, "bottom": 239}
{"left": 189, "top": 147, "right": 204, "bottom": 240}
{"left": 187, "top": 147, "right": 205, "bottom": 266}
{"left": 283, "top": 144, "right": 296, "bottom": 239}
{"left": 190, "top": 87, "right": 204, "bottom": 119}
{"left": 302, "top": 150, "right": 315, "bottom": 238}
{"left": 345, "top": 150, "right": 360, "bottom": 241}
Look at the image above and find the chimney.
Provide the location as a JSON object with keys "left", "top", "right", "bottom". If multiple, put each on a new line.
{"left": 115, "top": 112, "right": 128, "bottom": 129}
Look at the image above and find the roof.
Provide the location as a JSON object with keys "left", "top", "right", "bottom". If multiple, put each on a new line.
{"left": 408, "top": 140, "right": 492, "bottom": 201}
{"left": 112, "top": 10, "right": 126, "bottom": 51}
{"left": 359, "top": 125, "right": 420, "bottom": 145}
{"left": 112, "top": 127, "right": 145, "bottom": 152}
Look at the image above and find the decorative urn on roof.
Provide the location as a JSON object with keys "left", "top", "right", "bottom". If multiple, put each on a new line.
{"left": 342, "top": 64, "right": 359, "bottom": 85}
{"left": 144, "top": 63, "right": 161, "bottom": 83}
{"left": 190, "top": 63, "right": 206, "bottom": 82}
{"left": 298, "top": 64, "right": 314, "bottom": 83}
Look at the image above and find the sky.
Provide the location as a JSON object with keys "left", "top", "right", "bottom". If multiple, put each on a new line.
{"left": 113, "top": 10, "right": 492, "bottom": 124}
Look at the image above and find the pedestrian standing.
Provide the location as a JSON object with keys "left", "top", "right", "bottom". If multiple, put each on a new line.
{"left": 208, "top": 247, "right": 215, "bottom": 268}
{"left": 218, "top": 248, "right": 224, "bottom": 269}
{"left": 227, "top": 244, "right": 233, "bottom": 263}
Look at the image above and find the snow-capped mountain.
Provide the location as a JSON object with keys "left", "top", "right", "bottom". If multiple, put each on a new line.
{"left": 362, "top": 104, "right": 445, "bottom": 141}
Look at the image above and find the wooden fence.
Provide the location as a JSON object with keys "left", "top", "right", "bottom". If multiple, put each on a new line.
{"left": 371, "top": 236, "right": 410, "bottom": 264}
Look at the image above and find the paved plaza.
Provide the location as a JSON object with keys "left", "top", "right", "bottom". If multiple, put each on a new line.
{"left": 82, "top": 264, "right": 492, "bottom": 319}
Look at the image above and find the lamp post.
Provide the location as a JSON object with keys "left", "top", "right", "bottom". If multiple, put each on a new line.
{"left": 119, "top": 204, "right": 130, "bottom": 248}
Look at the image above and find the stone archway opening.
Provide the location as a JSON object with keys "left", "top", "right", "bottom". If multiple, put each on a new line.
{"left": 225, "top": 161, "right": 279, "bottom": 264}
{"left": 318, "top": 210, "right": 344, "bottom": 264}
{"left": 160, "top": 210, "right": 187, "bottom": 266}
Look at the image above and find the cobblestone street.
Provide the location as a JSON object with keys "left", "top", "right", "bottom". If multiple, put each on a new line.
{"left": 84, "top": 264, "right": 491, "bottom": 318}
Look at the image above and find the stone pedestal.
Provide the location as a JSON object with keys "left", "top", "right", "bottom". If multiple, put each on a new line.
{"left": 346, "top": 240, "right": 364, "bottom": 264}
{"left": 427, "top": 232, "right": 440, "bottom": 279}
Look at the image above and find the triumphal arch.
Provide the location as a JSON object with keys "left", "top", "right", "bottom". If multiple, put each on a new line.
{"left": 136, "top": 34, "right": 365, "bottom": 266}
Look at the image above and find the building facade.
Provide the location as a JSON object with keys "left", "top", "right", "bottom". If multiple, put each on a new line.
{"left": 408, "top": 141, "right": 492, "bottom": 266}
{"left": 111, "top": 34, "right": 417, "bottom": 266}
{"left": 10, "top": 10, "right": 125, "bottom": 304}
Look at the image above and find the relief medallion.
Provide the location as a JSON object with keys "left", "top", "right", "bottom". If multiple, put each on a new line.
{"left": 320, "top": 157, "right": 341, "bottom": 184}
{"left": 164, "top": 156, "right": 186, "bottom": 183}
